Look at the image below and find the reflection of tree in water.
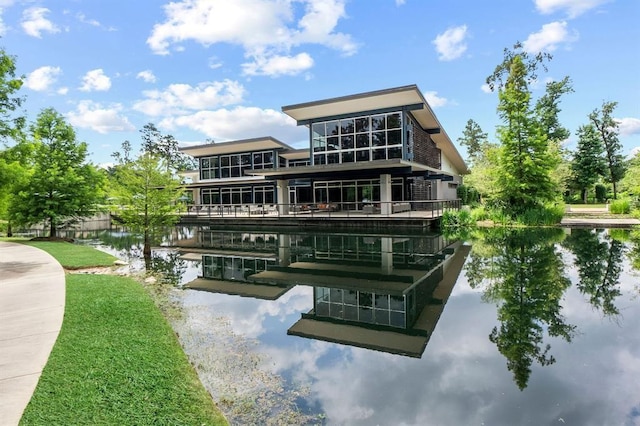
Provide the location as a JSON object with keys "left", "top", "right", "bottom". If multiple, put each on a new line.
{"left": 563, "top": 229, "right": 625, "bottom": 316}
{"left": 148, "top": 250, "right": 188, "bottom": 286}
{"left": 467, "top": 227, "right": 575, "bottom": 390}
{"left": 628, "top": 230, "right": 640, "bottom": 275}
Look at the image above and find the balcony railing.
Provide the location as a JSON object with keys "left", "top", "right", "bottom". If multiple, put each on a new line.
{"left": 180, "top": 199, "right": 461, "bottom": 219}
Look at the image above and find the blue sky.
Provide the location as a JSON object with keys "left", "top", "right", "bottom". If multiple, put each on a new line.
{"left": 2, "top": 0, "right": 639, "bottom": 166}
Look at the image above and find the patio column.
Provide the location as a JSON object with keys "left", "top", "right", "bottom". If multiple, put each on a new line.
{"left": 380, "top": 236, "right": 393, "bottom": 274}
{"left": 276, "top": 179, "right": 289, "bottom": 216}
{"left": 278, "top": 234, "right": 291, "bottom": 266}
{"left": 380, "top": 174, "right": 392, "bottom": 215}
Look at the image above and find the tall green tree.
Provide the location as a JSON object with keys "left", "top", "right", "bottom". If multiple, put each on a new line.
{"left": 0, "top": 47, "right": 25, "bottom": 142}
{"left": 0, "top": 141, "right": 35, "bottom": 236}
{"left": 494, "top": 55, "right": 558, "bottom": 211}
{"left": 139, "top": 122, "right": 195, "bottom": 172}
{"left": 10, "top": 108, "right": 104, "bottom": 237}
{"left": 589, "top": 101, "right": 625, "bottom": 199}
{"left": 0, "top": 47, "right": 27, "bottom": 235}
{"left": 457, "top": 119, "right": 488, "bottom": 165}
{"left": 571, "top": 124, "right": 605, "bottom": 203}
{"left": 110, "top": 143, "right": 185, "bottom": 258}
{"left": 619, "top": 151, "right": 640, "bottom": 200}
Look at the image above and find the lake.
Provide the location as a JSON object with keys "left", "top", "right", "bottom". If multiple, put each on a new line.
{"left": 86, "top": 226, "right": 640, "bottom": 425}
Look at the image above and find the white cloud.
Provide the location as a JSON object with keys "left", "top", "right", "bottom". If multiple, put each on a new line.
{"left": 133, "top": 79, "right": 245, "bottom": 116}
{"left": 522, "top": 21, "right": 578, "bottom": 53}
{"left": 146, "top": 0, "right": 356, "bottom": 76}
{"left": 79, "top": 68, "right": 111, "bottom": 92}
{"left": 480, "top": 83, "right": 492, "bottom": 94}
{"left": 395, "top": 0, "right": 406, "bottom": 5}
{"left": 534, "top": 0, "right": 611, "bottom": 18}
{"left": 208, "top": 56, "right": 223, "bottom": 69}
{"left": 242, "top": 52, "right": 314, "bottom": 77}
{"left": 159, "top": 106, "right": 301, "bottom": 141}
{"left": 432, "top": 25, "right": 468, "bottom": 61}
{"left": 76, "top": 12, "right": 100, "bottom": 27}
{"left": 136, "top": 69, "right": 157, "bottom": 83}
{"left": 615, "top": 117, "right": 640, "bottom": 136}
{"left": 57, "top": 87, "right": 68, "bottom": 95}
{"left": 24, "top": 65, "right": 61, "bottom": 91}
{"left": 629, "top": 146, "right": 640, "bottom": 158}
{"left": 21, "top": 7, "right": 60, "bottom": 38}
{"left": 67, "top": 100, "right": 135, "bottom": 134}
{"left": 423, "top": 91, "right": 449, "bottom": 108}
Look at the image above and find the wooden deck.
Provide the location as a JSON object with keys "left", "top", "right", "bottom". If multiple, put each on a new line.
{"left": 177, "top": 201, "right": 459, "bottom": 230}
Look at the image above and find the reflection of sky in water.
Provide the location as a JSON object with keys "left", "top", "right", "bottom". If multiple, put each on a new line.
{"left": 175, "top": 251, "right": 640, "bottom": 425}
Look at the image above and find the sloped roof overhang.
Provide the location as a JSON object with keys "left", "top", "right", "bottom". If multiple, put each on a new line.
{"left": 282, "top": 85, "right": 469, "bottom": 175}
{"left": 179, "top": 136, "right": 294, "bottom": 157}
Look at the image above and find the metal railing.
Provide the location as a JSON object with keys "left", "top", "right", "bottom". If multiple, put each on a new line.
{"left": 180, "top": 199, "right": 461, "bottom": 219}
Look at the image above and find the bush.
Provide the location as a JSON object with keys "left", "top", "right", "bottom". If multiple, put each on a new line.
{"left": 595, "top": 184, "right": 608, "bottom": 203}
{"left": 457, "top": 184, "right": 480, "bottom": 206}
{"left": 515, "top": 203, "right": 564, "bottom": 225}
{"left": 609, "top": 199, "right": 631, "bottom": 214}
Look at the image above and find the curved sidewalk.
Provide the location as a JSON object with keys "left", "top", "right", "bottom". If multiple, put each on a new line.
{"left": 0, "top": 242, "right": 65, "bottom": 426}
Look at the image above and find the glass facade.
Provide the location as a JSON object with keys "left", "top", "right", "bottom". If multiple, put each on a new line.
{"left": 315, "top": 287, "right": 406, "bottom": 328}
{"left": 199, "top": 150, "right": 275, "bottom": 181}
{"left": 313, "top": 178, "right": 404, "bottom": 208}
{"left": 311, "top": 112, "right": 403, "bottom": 166}
{"left": 201, "top": 185, "right": 275, "bottom": 205}
{"left": 203, "top": 254, "right": 277, "bottom": 281}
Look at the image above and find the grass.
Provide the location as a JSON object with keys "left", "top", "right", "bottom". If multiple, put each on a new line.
{"left": 13, "top": 242, "right": 227, "bottom": 425}
{"left": 25, "top": 241, "right": 118, "bottom": 268}
{"left": 1, "top": 238, "right": 118, "bottom": 269}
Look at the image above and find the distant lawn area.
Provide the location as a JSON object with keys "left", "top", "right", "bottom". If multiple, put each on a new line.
{"left": 13, "top": 242, "right": 227, "bottom": 425}
{"left": 566, "top": 204, "right": 607, "bottom": 209}
{"left": 23, "top": 240, "right": 118, "bottom": 269}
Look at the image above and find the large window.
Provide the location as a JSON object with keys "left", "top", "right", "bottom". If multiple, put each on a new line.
{"left": 199, "top": 150, "right": 275, "bottom": 180}
{"left": 203, "top": 255, "right": 277, "bottom": 281}
{"left": 200, "top": 185, "right": 275, "bottom": 205}
{"left": 314, "top": 287, "right": 406, "bottom": 328}
{"left": 312, "top": 112, "right": 403, "bottom": 166}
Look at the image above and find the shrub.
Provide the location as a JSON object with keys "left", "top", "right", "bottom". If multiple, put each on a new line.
{"left": 609, "top": 199, "right": 631, "bottom": 214}
{"left": 595, "top": 184, "right": 608, "bottom": 203}
{"left": 457, "top": 184, "right": 480, "bottom": 206}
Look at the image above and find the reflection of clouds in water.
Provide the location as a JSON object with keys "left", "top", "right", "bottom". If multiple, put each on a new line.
{"left": 183, "top": 285, "right": 312, "bottom": 338}
{"left": 174, "top": 249, "right": 640, "bottom": 425}
{"left": 267, "top": 277, "right": 639, "bottom": 425}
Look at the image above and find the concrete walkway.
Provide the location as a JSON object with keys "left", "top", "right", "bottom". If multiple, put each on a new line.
{"left": 0, "top": 242, "right": 65, "bottom": 426}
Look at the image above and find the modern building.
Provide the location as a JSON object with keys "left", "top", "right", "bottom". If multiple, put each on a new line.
{"left": 180, "top": 85, "right": 468, "bottom": 216}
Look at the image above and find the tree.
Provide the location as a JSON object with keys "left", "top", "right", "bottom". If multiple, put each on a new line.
{"left": 10, "top": 108, "right": 104, "bottom": 237}
{"left": 0, "top": 47, "right": 27, "bottom": 235}
{"left": 535, "top": 77, "right": 573, "bottom": 144}
{"left": 110, "top": 143, "right": 185, "bottom": 258}
{"left": 139, "top": 122, "right": 196, "bottom": 172}
{"left": 0, "top": 47, "right": 25, "bottom": 142}
{"left": 0, "top": 140, "right": 35, "bottom": 236}
{"left": 457, "top": 119, "right": 488, "bottom": 165}
{"left": 571, "top": 124, "right": 606, "bottom": 203}
{"left": 494, "top": 55, "right": 558, "bottom": 211}
{"left": 589, "top": 101, "right": 625, "bottom": 199}
{"left": 619, "top": 151, "right": 640, "bottom": 201}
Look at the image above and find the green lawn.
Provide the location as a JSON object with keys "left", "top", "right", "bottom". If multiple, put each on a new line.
{"left": 23, "top": 240, "right": 118, "bottom": 269}
{"left": 14, "top": 242, "right": 227, "bottom": 425}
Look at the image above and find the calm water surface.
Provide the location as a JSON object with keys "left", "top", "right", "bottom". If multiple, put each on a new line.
{"left": 90, "top": 226, "right": 640, "bottom": 426}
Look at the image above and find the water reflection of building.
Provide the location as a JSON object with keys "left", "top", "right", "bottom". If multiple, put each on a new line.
{"left": 183, "top": 229, "right": 469, "bottom": 357}
{"left": 182, "top": 230, "right": 294, "bottom": 300}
